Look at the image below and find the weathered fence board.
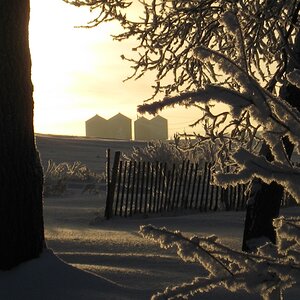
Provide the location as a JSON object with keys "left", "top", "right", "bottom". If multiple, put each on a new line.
{"left": 104, "top": 150, "right": 120, "bottom": 219}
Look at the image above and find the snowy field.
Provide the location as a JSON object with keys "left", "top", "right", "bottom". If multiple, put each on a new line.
{"left": 1, "top": 134, "right": 299, "bottom": 299}
{"left": 36, "top": 133, "right": 147, "bottom": 173}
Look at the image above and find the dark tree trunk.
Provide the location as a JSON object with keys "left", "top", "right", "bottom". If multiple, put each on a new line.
{"left": 242, "top": 30, "right": 300, "bottom": 251}
{"left": 242, "top": 139, "right": 294, "bottom": 252}
{"left": 0, "top": 1, "right": 45, "bottom": 269}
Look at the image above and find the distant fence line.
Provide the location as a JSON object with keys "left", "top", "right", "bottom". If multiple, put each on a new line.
{"left": 104, "top": 149, "right": 251, "bottom": 219}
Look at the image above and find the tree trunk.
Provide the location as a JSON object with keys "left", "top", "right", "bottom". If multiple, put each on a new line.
{"left": 242, "top": 139, "right": 294, "bottom": 252}
{"left": 242, "top": 29, "right": 300, "bottom": 252}
{"left": 0, "top": 0, "right": 45, "bottom": 270}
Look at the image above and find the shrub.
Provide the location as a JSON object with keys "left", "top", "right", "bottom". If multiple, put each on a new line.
{"left": 124, "top": 139, "right": 216, "bottom": 170}
{"left": 43, "top": 160, "right": 105, "bottom": 197}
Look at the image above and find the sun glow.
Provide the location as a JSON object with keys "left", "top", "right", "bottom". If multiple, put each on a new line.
{"left": 29, "top": 0, "right": 206, "bottom": 138}
{"left": 30, "top": 0, "right": 125, "bottom": 135}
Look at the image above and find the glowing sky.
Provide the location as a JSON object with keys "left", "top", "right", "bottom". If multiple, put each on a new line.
{"left": 29, "top": 0, "right": 205, "bottom": 138}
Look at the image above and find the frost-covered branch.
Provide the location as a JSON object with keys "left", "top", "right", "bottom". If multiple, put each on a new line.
{"left": 65, "top": 0, "right": 300, "bottom": 100}
{"left": 215, "top": 148, "right": 300, "bottom": 203}
{"left": 138, "top": 84, "right": 252, "bottom": 118}
{"left": 138, "top": 39, "right": 300, "bottom": 198}
{"left": 287, "top": 69, "right": 300, "bottom": 89}
{"left": 140, "top": 225, "right": 235, "bottom": 277}
{"left": 140, "top": 220, "right": 300, "bottom": 299}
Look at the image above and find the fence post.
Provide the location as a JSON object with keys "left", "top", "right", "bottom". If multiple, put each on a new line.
{"left": 139, "top": 162, "right": 146, "bottom": 213}
{"left": 175, "top": 161, "right": 185, "bottom": 210}
{"left": 124, "top": 161, "right": 132, "bottom": 217}
{"left": 180, "top": 160, "right": 190, "bottom": 209}
{"left": 185, "top": 163, "right": 193, "bottom": 209}
{"left": 144, "top": 162, "right": 151, "bottom": 214}
{"left": 104, "top": 149, "right": 111, "bottom": 218}
{"left": 204, "top": 162, "right": 211, "bottom": 211}
{"left": 114, "top": 160, "right": 123, "bottom": 216}
{"left": 106, "top": 148, "right": 111, "bottom": 203}
{"left": 159, "top": 163, "right": 167, "bottom": 212}
{"left": 199, "top": 162, "right": 208, "bottom": 211}
{"left": 105, "top": 151, "right": 121, "bottom": 219}
{"left": 189, "top": 163, "right": 198, "bottom": 209}
{"left": 134, "top": 161, "right": 141, "bottom": 214}
{"left": 168, "top": 164, "right": 176, "bottom": 211}
{"left": 119, "top": 161, "right": 128, "bottom": 216}
{"left": 129, "top": 161, "right": 137, "bottom": 216}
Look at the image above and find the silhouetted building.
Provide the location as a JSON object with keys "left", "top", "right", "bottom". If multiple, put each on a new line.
{"left": 85, "top": 113, "right": 132, "bottom": 140}
{"left": 107, "top": 113, "right": 132, "bottom": 140}
{"left": 150, "top": 115, "right": 168, "bottom": 140}
{"left": 134, "top": 115, "right": 168, "bottom": 140}
{"left": 85, "top": 114, "right": 107, "bottom": 138}
{"left": 134, "top": 116, "right": 152, "bottom": 140}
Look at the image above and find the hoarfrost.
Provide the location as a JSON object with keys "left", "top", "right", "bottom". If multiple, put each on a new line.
{"left": 140, "top": 220, "right": 300, "bottom": 300}
{"left": 215, "top": 148, "right": 300, "bottom": 203}
{"left": 287, "top": 70, "right": 300, "bottom": 88}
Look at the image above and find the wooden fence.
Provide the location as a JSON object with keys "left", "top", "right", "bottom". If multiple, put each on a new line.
{"left": 104, "top": 150, "right": 249, "bottom": 219}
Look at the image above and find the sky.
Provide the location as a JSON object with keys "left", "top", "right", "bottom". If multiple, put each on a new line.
{"left": 29, "top": 0, "right": 206, "bottom": 138}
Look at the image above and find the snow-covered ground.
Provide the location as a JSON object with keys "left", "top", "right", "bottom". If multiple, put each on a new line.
{"left": 36, "top": 133, "right": 146, "bottom": 173}
{"left": 1, "top": 135, "right": 299, "bottom": 299}
{"left": 44, "top": 190, "right": 244, "bottom": 288}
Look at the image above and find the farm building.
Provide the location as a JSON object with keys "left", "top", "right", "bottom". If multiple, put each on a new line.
{"left": 85, "top": 114, "right": 107, "bottom": 138}
{"left": 107, "top": 113, "right": 132, "bottom": 140}
{"left": 150, "top": 115, "right": 168, "bottom": 140}
{"left": 134, "top": 116, "right": 152, "bottom": 140}
{"left": 85, "top": 113, "right": 132, "bottom": 140}
{"left": 134, "top": 115, "right": 168, "bottom": 140}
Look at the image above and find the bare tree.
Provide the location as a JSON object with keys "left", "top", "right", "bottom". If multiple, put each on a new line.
{"left": 65, "top": 0, "right": 300, "bottom": 250}
{"left": 0, "top": 0, "right": 45, "bottom": 270}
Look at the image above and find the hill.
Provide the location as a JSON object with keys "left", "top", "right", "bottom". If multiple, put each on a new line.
{"left": 36, "top": 134, "right": 146, "bottom": 173}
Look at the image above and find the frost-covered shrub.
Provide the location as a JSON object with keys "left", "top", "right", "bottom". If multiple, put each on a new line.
{"left": 124, "top": 139, "right": 215, "bottom": 170}
{"left": 124, "top": 140, "right": 188, "bottom": 169}
{"left": 43, "top": 160, "right": 105, "bottom": 197}
{"left": 140, "top": 216, "right": 300, "bottom": 299}
{"left": 175, "top": 133, "right": 223, "bottom": 164}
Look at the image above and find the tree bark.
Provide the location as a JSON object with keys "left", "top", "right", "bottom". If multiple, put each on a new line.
{"left": 0, "top": 0, "right": 45, "bottom": 270}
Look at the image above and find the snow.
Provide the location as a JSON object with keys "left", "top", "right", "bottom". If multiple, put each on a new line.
{"left": 220, "top": 11, "right": 239, "bottom": 35}
{"left": 35, "top": 133, "right": 146, "bottom": 173}
{"left": 140, "top": 219, "right": 300, "bottom": 299}
{"left": 215, "top": 148, "right": 300, "bottom": 202}
{"left": 0, "top": 249, "right": 143, "bottom": 300}
{"left": 1, "top": 134, "right": 299, "bottom": 299}
{"left": 287, "top": 70, "right": 300, "bottom": 89}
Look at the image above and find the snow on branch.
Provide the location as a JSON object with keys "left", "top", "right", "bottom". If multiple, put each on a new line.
{"left": 138, "top": 85, "right": 252, "bottom": 118}
{"left": 193, "top": 46, "right": 269, "bottom": 115}
{"left": 220, "top": 11, "right": 248, "bottom": 73}
{"left": 266, "top": 95, "right": 300, "bottom": 155}
{"left": 135, "top": 8, "right": 300, "bottom": 236}
{"left": 139, "top": 43, "right": 300, "bottom": 178}
{"left": 273, "top": 217, "right": 300, "bottom": 263}
{"left": 215, "top": 148, "right": 300, "bottom": 203}
{"left": 139, "top": 225, "right": 232, "bottom": 277}
{"left": 220, "top": 11, "right": 240, "bottom": 35}
{"left": 140, "top": 223, "right": 299, "bottom": 300}
{"left": 192, "top": 47, "right": 300, "bottom": 147}
{"left": 287, "top": 69, "right": 300, "bottom": 88}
